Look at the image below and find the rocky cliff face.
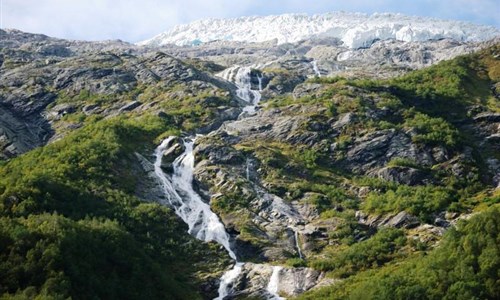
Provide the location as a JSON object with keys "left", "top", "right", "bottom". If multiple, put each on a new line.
{"left": 1, "top": 28, "right": 495, "bottom": 160}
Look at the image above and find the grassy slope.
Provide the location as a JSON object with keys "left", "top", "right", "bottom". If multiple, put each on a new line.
{"left": 288, "top": 45, "right": 500, "bottom": 299}
{"left": 0, "top": 116, "right": 225, "bottom": 299}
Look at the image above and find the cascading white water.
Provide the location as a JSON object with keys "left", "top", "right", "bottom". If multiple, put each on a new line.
{"left": 155, "top": 137, "right": 246, "bottom": 299}
{"left": 293, "top": 230, "right": 304, "bottom": 259}
{"left": 257, "top": 74, "right": 264, "bottom": 91}
{"left": 153, "top": 63, "right": 289, "bottom": 299}
{"left": 311, "top": 60, "right": 321, "bottom": 77}
{"left": 217, "top": 66, "right": 262, "bottom": 114}
{"left": 154, "top": 137, "right": 236, "bottom": 260}
{"left": 246, "top": 158, "right": 251, "bottom": 181}
{"left": 267, "top": 266, "right": 284, "bottom": 300}
{"left": 215, "top": 262, "right": 244, "bottom": 300}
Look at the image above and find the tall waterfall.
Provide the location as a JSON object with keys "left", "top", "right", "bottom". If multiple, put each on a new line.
{"left": 153, "top": 64, "right": 286, "bottom": 299}
{"left": 154, "top": 137, "right": 236, "bottom": 260}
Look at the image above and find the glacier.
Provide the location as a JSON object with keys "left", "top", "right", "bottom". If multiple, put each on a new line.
{"left": 138, "top": 12, "right": 499, "bottom": 49}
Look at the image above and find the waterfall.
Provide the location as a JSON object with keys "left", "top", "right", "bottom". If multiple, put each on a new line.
{"left": 155, "top": 137, "right": 245, "bottom": 299}
{"left": 294, "top": 230, "right": 304, "bottom": 259}
{"left": 154, "top": 137, "right": 236, "bottom": 260}
{"left": 217, "top": 65, "right": 262, "bottom": 114}
{"left": 152, "top": 63, "right": 289, "bottom": 299}
{"left": 267, "top": 266, "right": 284, "bottom": 300}
{"left": 246, "top": 158, "right": 251, "bottom": 181}
{"left": 257, "top": 73, "right": 264, "bottom": 91}
{"left": 311, "top": 60, "right": 321, "bottom": 77}
{"left": 215, "top": 262, "right": 244, "bottom": 300}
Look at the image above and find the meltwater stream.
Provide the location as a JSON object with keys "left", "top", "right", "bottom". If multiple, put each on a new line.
{"left": 311, "top": 60, "right": 321, "bottom": 77}
{"left": 153, "top": 65, "right": 286, "bottom": 299}
{"left": 154, "top": 137, "right": 236, "bottom": 260}
{"left": 267, "top": 266, "right": 285, "bottom": 300}
{"left": 218, "top": 65, "right": 263, "bottom": 114}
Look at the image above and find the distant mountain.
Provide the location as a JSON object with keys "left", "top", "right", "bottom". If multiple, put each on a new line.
{"left": 138, "top": 12, "right": 500, "bottom": 49}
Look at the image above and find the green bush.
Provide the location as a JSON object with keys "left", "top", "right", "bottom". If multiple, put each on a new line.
{"left": 362, "top": 185, "right": 457, "bottom": 222}
{"left": 404, "top": 112, "right": 460, "bottom": 148}
{"left": 310, "top": 228, "right": 406, "bottom": 277}
{"left": 387, "top": 157, "right": 422, "bottom": 169}
{"left": 298, "top": 205, "right": 500, "bottom": 300}
{"left": 0, "top": 115, "right": 225, "bottom": 299}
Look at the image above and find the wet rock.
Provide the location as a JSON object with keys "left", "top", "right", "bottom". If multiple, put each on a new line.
{"left": 195, "top": 143, "right": 245, "bottom": 165}
{"left": 119, "top": 101, "right": 142, "bottom": 112}
{"left": 434, "top": 217, "right": 450, "bottom": 228}
{"left": 486, "top": 158, "right": 500, "bottom": 188}
{"left": 292, "top": 83, "right": 323, "bottom": 99}
{"left": 36, "top": 44, "right": 72, "bottom": 57}
{"left": 345, "top": 129, "right": 434, "bottom": 173}
{"left": 375, "top": 166, "right": 428, "bottom": 185}
{"left": 473, "top": 112, "right": 500, "bottom": 123}
{"left": 82, "top": 104, "right": 100, "bottom": 115}
{"left": 228, "top": 263, "right": 323, "bottom": 298}
{"left": 409, "top": 224, "right": 446, "bottom": 243}
{"left": 432, "top": 146, "right": 449, "bottom": 163}
{"left": 161, "top": 138, "right": 185, "bottom": 173}
{"left": 387, "top": 211, "right": 420, "bottom": 228}
{"left": 291, "top": 199, "right": 320, "bottom": 222}
{"left": 46, "top": 103, "right": 76, "bottom": 120}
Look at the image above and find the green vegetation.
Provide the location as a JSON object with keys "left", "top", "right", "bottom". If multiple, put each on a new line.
{"left": 310, "top": 228, "right": 407, "bottom": 277}
{"left": 140, "top": 84, "right": 233, "bottom": 131}
{"left": 0, "top": 115, "right": 226, "bottom": 299}
{"left": 386, "top": 157, "right": 422, "bottom": 169}
{"left": 211, "top": 185, "right": 252, "bottom": 214}
{"left": 362, "top": 185, "right": 457, "bottom": 222}
{"left": 297, "top": 205, "right": 500, "bottom": 300}
{"left": 404, "top": 111, "right": 460, "bottom": 148}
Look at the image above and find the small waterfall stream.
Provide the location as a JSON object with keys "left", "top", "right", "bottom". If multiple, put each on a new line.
{"left": 218, "top": 65, "right": 262, "bottom": 114}
{"left": 215, "top": 262, "right": 244, "bottom": 300}
{"left": 153, "top": 64, "right": 287, "bottom": 299}
{"left": 267, "top": 266, "right": 284, "bottom": 300}
{"left": 293, "top": 229, "right": 304, "bottom": 260}
{"left": 311, "top": 60, "right": 321, "bottom": 77}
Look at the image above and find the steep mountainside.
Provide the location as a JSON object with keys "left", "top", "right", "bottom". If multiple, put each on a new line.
{"left": 0, "top": 23, "right": 499, "bottom": 300}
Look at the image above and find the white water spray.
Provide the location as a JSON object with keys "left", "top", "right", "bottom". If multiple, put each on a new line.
{"left": 311, "top": 60, "right": 321, "bottom": 77}
{"left": 293, "top": 230, "right": 304, "bottom": 259}
{"left": 246, "top": 158, "right": 251, "bottom": 181}
{"left": 153, "top": 63, "right": 290, "bottom": 299}
{"left": 257, "top": 73, "right": 264, "bottom": 91}
{"left": 154, "top": 137, "right": 236, "bottom": 260}
{"left": 215, "top": 262, "right": 244, "bottom": 300}
{"left": 217, "top": 65, "right": 262, "bottom": 114}
{"left": 267, "top": 266, "right": 284, "bottom": 299}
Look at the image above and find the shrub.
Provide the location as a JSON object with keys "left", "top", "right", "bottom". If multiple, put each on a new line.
{"left": 404, "top": 112, "right": 460, "bottom": 148}
{"left": 310, "top": 228, "right": 406, "bottom": 277}
{"left": 362, "top": 185, "right": 457, "bottom": 222}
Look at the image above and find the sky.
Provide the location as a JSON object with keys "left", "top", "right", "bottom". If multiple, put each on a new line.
{"left": 1, "top": 0, "right": 499, "bottom": 42}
